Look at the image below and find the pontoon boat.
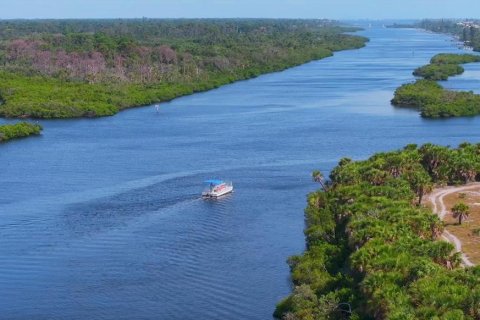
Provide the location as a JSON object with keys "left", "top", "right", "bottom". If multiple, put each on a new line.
{"left": 202, "top": 180, "right": 233, "bottom": 198}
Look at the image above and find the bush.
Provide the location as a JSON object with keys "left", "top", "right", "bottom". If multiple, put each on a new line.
{"left": 0, "top": 121, "right": 42, "bottom": 142}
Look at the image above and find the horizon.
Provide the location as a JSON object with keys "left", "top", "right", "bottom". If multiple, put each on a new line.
{"left": 1, "top": 0, "right": 480, "bottom": 20}
{"left": 0, "top": 18, "right": 462, "bottom": 21}
{"left": 0, "top": 18, "right": 436, "bottom": 22}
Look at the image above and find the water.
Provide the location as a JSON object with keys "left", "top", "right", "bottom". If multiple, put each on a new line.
{"left": 442, "top": 61, "right": 480, "bottom": 93}
{"left": 1, "top": 26, "right": 480, "bottom": 320}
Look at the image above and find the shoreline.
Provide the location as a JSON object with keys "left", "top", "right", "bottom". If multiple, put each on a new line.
{"left": 0, "top": 43, "right": 368, "bottom": 121}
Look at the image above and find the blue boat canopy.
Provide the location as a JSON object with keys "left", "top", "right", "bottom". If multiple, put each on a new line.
{"left": 204, "top": 179, "right": 224, "bottom": 185}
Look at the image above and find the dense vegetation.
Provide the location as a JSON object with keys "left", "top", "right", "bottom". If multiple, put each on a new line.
{"left": 413, "top": 54, "right": 480, "bottom": 80}
{"left": 0, "top": 19, "right": 367, "bottom": 119}
{"left": 275, "top": 143, "right": 480, "bottom": 320}
{"left": 392, "top": 79, "right": 480, "bottom": 118}
{"left": 418, "top": 19, "right": 480, "bottom": 51}
{"left": 392, "top": 53, "right": 480, "bottom": 118}
{"left": 431, "top": 53, "right": 480, "bottom": 65}
{"left": 0, "top": 122, "right": 42, "bottom": 142}
{"left": 413, "top": 63, "right": 464, "bottom": 81}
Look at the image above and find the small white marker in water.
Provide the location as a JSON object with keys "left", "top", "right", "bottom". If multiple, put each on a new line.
{"left": 155, "top": 105, "right": 160, "bottom": 113}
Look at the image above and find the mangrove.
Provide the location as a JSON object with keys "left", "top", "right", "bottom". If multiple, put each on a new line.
{"left": 413, "top": 53, "right": 480, "bottom": 81}
{"left": 392, "top": 53, "right": 480, "bottom": 118}
{"left": 0, "top": 19, "right": 367, "bottom": 119}
{"left": 0, "top": 122, "right": 42, "bottom": 142}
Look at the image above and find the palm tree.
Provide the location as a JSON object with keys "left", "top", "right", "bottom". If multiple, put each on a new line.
{"left": 413, "top": 171, "right": 433, "bottom": 205}
{"left": 420, "top": 143, "right": 450, "bottom": 182}
{"left": 452, "top": 202, "right": 470, "bottom": 225}
{"left": 312, "top": 170, "right": 327, "bottom": 191}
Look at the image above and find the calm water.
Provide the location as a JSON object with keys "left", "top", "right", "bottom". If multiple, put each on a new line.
{"left": 1, "top": 26, "right": 480, "bottom": 320}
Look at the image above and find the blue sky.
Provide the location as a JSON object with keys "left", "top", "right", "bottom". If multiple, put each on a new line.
{"left": 1, "top": 0, "right": 479, "bottom": 19}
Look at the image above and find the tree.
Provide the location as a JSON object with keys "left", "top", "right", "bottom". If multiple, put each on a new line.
{"left": 420, "top": 143, "right": 450, "bottom": 182}
{"left": 452, "top": 151, "right": 479, "bottom": 184}
{"left": 451, "top": 202, "right": 470, "bottom": 225}
{"left": 312, "top": 170, "right": 327, "bottom": 191}
{"left": 157, "top": 45, "right": 177, "bottom": 64}
{"left": 405, "top": 168, "right": 433, "bottom": 205}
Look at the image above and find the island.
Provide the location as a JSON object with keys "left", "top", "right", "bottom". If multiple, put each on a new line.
{"left": 0, "top": 19, "right": 367, "bottom": 119}
{"left": 413, "top": 53, "right": 480, "bottom": 80}
{"left": 392, "top": 53, "right": 480, "bottom": 118}
{"left": 0, "top": 122, "right": 42, "bottom": 142}
{"left": 275, "top": 143, "right": 480, "bottom": 319}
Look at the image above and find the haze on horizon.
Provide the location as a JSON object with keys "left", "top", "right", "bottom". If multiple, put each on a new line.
{"left": 1, "top": 0, "right": 479, "bottom": 20}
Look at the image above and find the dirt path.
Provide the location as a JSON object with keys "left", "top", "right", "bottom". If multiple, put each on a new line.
{"left": 427, "top": 184, "right": 477, "bottom": 267}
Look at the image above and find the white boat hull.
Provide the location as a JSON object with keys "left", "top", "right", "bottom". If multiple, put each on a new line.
{"left": 202, "top": 184, "right": 233, "bottom": 198}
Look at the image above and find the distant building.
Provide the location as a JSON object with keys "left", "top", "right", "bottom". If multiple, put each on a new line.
{"left": 456, "top": 21, "right": 480, "bottom": 29}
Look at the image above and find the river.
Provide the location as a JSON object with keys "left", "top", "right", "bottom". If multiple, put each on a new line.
{"left": 1, "top": 25, "right": 480, "bottom": 320}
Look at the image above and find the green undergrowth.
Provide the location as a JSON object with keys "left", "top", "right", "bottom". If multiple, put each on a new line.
{"left": 0, "top": 121, "right": 42, "bottom": 142}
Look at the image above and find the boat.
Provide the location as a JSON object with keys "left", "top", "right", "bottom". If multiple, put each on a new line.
{"left": 202, "top": 180, "right": 233, "bottom": 198}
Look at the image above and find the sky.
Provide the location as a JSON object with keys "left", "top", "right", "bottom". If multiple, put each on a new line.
{"left": 1, "top": 0, "right": 480, "bottom": 20}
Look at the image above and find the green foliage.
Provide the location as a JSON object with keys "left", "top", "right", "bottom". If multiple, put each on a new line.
{"left": 0, "top": 121, "right": 42, "bottom": 142}
{"left": 418, "top": 19, "right": 480, "bottom": 51}
{"left": 0, "top": 70, "right": 217, "bottom": 118}
{"left": 452, "top": 202, "right": 470, "bottom": 225}
{"left": 0, "top": 19, "right": 367, "bottom": 119}
{"left": 393, "top": 53, "right": 480, "bottom": 118}
{"left": 430, "top": 53, "right": 480, "bottom": 65}
{"left": 413, "top": 63, "right": 464, "bottom": 81}
{"left": 391, "top": 79, "right": 443, "bottom": 108}
{"left": 392, "top": 79, "right": 480, "bottom": 118}
{"left": 275, "top": 143, "right": 480, "bottom": 320}
{"left": 412, "top": 54, "right": 480, "bottom": 81}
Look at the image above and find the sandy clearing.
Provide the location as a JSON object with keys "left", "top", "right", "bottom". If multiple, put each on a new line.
{"left": 427, "top": 184, "right": 478, "bottom": 267}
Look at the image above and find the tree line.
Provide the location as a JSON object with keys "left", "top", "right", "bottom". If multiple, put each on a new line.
{"left": 275, "top": 143, "right": 480, "bottom": 319}
{"left": 418, "top": 19, "right": 480, "bottom": 51}
{"left": 0, "top": 19, "right": 367, "bottom": 119}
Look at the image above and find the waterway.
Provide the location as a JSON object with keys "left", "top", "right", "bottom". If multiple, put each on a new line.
{"left": 1, "top": 25, "right": 479, "bottom": 319}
